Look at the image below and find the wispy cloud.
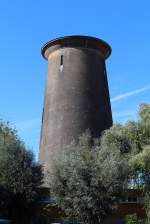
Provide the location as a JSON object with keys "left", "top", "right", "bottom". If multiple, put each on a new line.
{"left": 15, "top": 118, "right": 41, "bottom": 129}
{"left": 111, "top": 85, "right": 150, "bottom": 103}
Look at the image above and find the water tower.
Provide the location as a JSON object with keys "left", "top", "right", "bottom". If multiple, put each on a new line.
{"left": 39, "top": 35, "right": 112, "bottom": 170}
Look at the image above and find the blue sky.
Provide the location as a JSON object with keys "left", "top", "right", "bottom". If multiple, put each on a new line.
{"left": 0, "top": 0, "right": 149, "bottom": 159}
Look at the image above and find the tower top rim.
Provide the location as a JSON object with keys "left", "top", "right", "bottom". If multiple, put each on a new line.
{"left": 41, "top": 35, "right": 112, "bottom": 60}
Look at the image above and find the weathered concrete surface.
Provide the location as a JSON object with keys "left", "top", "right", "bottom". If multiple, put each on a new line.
{"left": 39, "top": 36, "right": 112, "bottom": 171}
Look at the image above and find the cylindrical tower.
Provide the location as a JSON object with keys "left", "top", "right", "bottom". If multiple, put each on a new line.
{"left": 39, "top": 35, "right": 112, "bottom": 170}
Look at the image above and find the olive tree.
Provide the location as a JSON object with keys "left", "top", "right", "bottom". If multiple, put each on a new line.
{"left": 49, "top": 133, "right": 127, "bottom": 224}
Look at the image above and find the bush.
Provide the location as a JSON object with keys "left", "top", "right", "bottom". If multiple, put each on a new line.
{"left": 124, "top": 214, "right": 139, "bottom": 224}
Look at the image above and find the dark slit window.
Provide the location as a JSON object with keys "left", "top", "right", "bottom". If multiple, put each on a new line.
{"left": 42, "top": 108, "right": 44, "bottom": 123}
{"left": 60, "top": 55, "right": 64, "bottom": 72}
{"left": 60, "top": 55, "right": 63, "bottom": 65}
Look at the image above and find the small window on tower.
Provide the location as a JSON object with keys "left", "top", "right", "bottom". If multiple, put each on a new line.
{"left": 42, "top": 108, "right": 44, "bottom": 123}
{"left": 61, "top": 55, "right": 63, "bottom": 65}
{"left": 60, "top": 55, "right": 63, "bottom": 72}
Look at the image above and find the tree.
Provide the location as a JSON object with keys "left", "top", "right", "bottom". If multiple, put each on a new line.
{"left": 138, "top": 103, "right": 150, "bottom": 146}
{"left": 49, "top": 103, "right": 150, "bottom": 223}
{"left": 127, "top": 103, "right": 150, "bottom": 223}
{"left": 101, "top": 103, "right": 150, "bottom": 154}
{"left": 0, "top": 120, "right": 44, "bottom": 223}
{"left": 49, "top": 132, "right": 127, "bottom": 224}
{"left": 128, "top": 146, "right": 150, "bottom": 190}
{"left": 101, "top": 123, "right": 132, "bottom": 153}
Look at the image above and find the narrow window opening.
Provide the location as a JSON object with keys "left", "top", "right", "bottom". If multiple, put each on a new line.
{"left": 60, "top": 55, "right": 63, "bottom": 65}
{"left": 42, "top": 108, "right": 44, "bottom": 123}
{"left": 60, "top": 55, "right": 64, "bottom": 72}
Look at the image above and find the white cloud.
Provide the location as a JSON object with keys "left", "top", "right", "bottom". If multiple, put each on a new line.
{"left": 111, "top": 85, "right": 150, "bottom": 103}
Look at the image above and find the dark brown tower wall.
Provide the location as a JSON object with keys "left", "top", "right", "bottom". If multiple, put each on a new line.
{"left": 39, "top": 36, "right": 112, "bottom": 170}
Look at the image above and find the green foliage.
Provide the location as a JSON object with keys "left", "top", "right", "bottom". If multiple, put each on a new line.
{"left": 101, "top": 121, "right": 142, "bottom": 154}
{"left": 0, "top": 120, "right": 44, "bottom": 222}
{"left": 124, "top": 213, "right": 139, "bottom": 224}
{"left": 127, "top": 104, "right": 150, "bottom": 191}
{"left": 138, "top": 103, "right": 150, "bottom": 146}
{"left": 126, "top": 103, "right": 150, "bottom": 223}
{"left": 145, "top": 194, "right": 150, "bottom": 224}
{"left": 138, "top": 103, "right": 150, "bottom": 123}
{"left": 101, "top": 123, "right": 130, "bottom": 153}
{"left": 49, "top": 132, "right": 127, "bottom": 224}
{"left": 49, "top": 103, "right": 150, "bottom": 223}
{"left": 102, "top": 103, "right": 150, "bottom": 154}
{"left": 129, "top": 147, "right": 150, "bottom": 189}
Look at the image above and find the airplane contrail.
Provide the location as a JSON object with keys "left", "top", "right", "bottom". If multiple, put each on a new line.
{"left": 111, "top": 85, "right": 150, "bottom": 103}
